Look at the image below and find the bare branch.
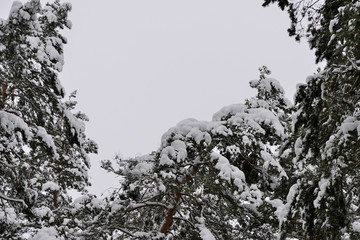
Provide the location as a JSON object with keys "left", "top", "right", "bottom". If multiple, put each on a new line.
{"left": 173, "top": 217, "right": 195, "bottom": 228}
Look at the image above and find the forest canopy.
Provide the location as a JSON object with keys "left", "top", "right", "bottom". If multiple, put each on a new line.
{"left": 1, "top": 0, "right": 360, "bottom": 239}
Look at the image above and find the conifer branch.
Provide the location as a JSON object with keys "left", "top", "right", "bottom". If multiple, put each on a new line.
{"left": 0, "top": 192, "right": 27, "bottom": 207}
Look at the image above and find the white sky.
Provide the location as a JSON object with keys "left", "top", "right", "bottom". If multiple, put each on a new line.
{"left": 0, "top": 0, "right": 320, "bottom": 196}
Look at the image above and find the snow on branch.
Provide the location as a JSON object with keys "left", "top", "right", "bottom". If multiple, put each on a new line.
{"left": 0, "top": 110, "right": 32, "bottom": 139}
{"left": 127, "top": 202, "right": 171, "bottom": 212}
{"left": 0, "top": 192, "right": 27, "bottom": 207}
{"left": 211, "top": 152, "right": 246, "bottom": 191}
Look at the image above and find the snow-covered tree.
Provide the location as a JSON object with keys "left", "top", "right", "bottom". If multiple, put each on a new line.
{"left": 262, "top": 1, "right": 360, "bottom": 239}
{"left": 2, "top": 0, "right": 359, "bottom": 239}
{"left": 0, "top": 1, "right": 97, "bottom": 238}
{"left": 92, "top": 69, "right": 292, "bottom": 239}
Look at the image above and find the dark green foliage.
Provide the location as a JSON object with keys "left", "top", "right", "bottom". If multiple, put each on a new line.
{"left": 262, "top": 0, "right": 360, "bottom": 239}
{"left": 262, "top": 0, "right": 289, "bottom": 10}
{"left": 0, "top": 1, "right": 97, "bottom": 238}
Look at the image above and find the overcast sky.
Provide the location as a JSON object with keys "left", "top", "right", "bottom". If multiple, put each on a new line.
{"left": 0, "top": 0, "right": 320, "bottom": 196}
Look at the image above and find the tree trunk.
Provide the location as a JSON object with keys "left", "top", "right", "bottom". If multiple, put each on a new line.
{"left": 53, "top": 191, "right": 59, "bottom": 208}
{"left": 0, "top": 84, "right": 7, "bottom": 109}
{"left": 160, "top": 190, "right": 181, "bottom": 234}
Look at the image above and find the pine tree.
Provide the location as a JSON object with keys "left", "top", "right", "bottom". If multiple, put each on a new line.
{"left": 262, "top": 0, "right": 360, "bottom": 239}
{"left": 92, "top": 69, "right": 292, "bottom": 239}
{"left": 0, "top": 1, "right": 97, "bottom": 238}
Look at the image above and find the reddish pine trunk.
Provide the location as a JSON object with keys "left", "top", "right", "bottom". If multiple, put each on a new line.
{"left": 160, "top": 190, "right": 181, "bottom": 234}
{"left": 0, "top": 84, "right": 7, "bottom": 109}
{"left": 53, "top": 191, "right": 59, "bottom": 208}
